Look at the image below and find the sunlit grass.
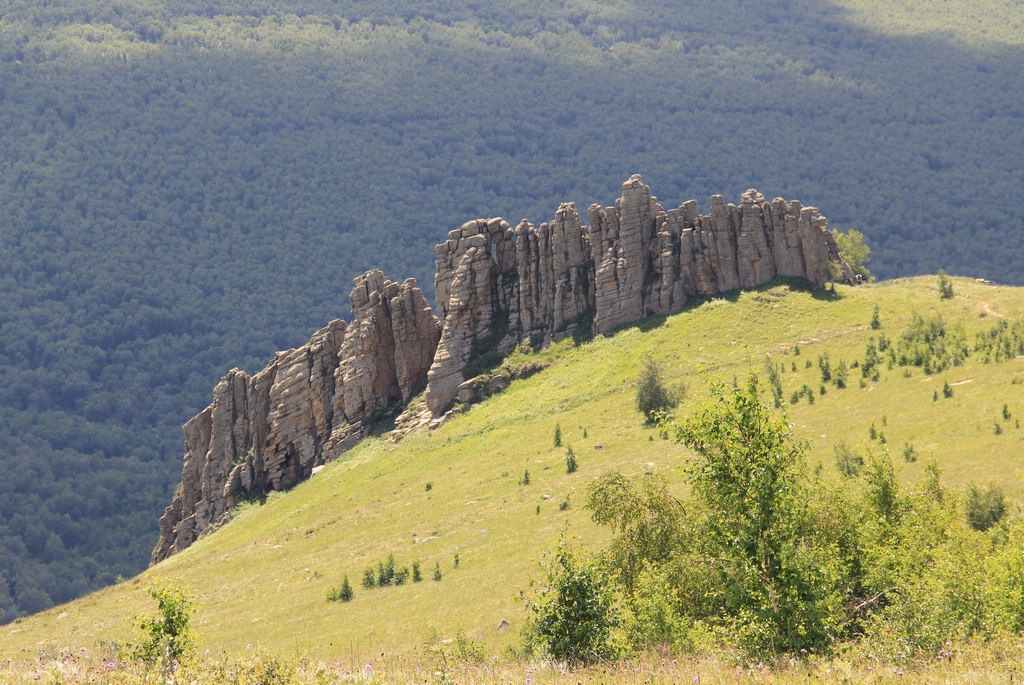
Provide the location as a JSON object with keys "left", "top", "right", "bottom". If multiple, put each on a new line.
{"left": 4, "top": 276, "right": 1024, "bottom": 674}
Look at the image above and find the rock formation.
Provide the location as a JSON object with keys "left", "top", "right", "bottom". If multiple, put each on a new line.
{"left": 155, "top": 176, "right": 852, "bottom": 562}
{"left": 424, "top": 174, "right": 852, "bottom": 411}
{"left": 152, "top": 270, "right": 439, "bottom": 563}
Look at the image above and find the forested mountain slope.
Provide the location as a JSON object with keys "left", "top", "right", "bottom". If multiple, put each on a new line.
{"left": 1, "top": 0, "right": 1022, "bottom": 621}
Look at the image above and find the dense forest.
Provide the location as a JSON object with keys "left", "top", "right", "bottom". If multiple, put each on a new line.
{"left": 1, "top": 0, "right": 1022, "bottom": 621}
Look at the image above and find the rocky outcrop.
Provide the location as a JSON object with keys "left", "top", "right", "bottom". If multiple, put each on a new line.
{"left": 425, "top": 175, "right": 852, "bottom": 410}
{"left": 156, "top": 175, "right": 852, "bottom": 563}
{"left": 152, "top": 270, "right": 439, "bottom": 563}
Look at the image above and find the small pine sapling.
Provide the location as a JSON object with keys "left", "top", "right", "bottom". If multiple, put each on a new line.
{"left": 565, "top": 447, "right": 578, "bottom": 474}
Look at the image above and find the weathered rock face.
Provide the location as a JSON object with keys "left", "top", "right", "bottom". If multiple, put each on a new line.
{"left": 156, "top": 175, "right": 852, "bottom": 563}
{"left": 152, "top": 270, "right": 439, "bottom": 563}
{"left": 425, "top": 175, "right": 852, "bottom": 410}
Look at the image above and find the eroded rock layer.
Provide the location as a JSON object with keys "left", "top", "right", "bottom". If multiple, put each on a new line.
{"left": 425, "top": 175, "right": 852, "bottom": 411}
{"left": 155, "top": 176, "right": 851, "bottom": 563}
{"left": 152, "top": 271, "right": 439, "bottom": 563}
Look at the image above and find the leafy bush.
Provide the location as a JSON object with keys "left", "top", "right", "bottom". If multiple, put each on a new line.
{"left": 123, "top": 579, "right": 197, "bottom": 668}
{"left": 834, "top": 441, "right": 864, "bottom": 477}
{"left": 965, "top": 483, "right": 1006, "bottom": 531}
{"left": 582, "top": 377, "right": 1024, "bottom": 658}
{"left": 635, "top": 353, "right": 682, "bottom": 422}
{"left": 523, "top": 535, "right": 619, "bottom": 664}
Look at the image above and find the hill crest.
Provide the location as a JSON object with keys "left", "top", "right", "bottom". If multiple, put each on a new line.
{"left": 153, "top": 174, "right": 852, "bottom": 562}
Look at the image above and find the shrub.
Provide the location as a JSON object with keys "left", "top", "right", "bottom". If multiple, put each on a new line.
{"left": 554, "top": 423, "right": 562, "bottom": 447}
{"left": 902, "top": 442, "right": 918, "bottom": 463}
{"left": 938, "top": 269, "right": 954, "bottom": 298}
{"left": 834, "top": 359, "right": 849, "bottom": 388}
{"left": 123, "top": 580, "right": 197, "bottom": 668}
{"left": 871, "top": 304, "right": 881, "bottom": 329}
{"left": 433, "top": 561, "right": 443, "bottom": 581}
{"left": 668, "top": 376, "right": 848, "bottom": 654}
{"left": 425, "top": 482, "right": 432, "bottom": 492}
{"left": 565, "top": 447, "right": 578, "bottom": 474}
{"left": 362, "top": 568, "right": 376, "bottom": 589}
{"left": 943, "top": 380, "right": 953, "bottom": 398}
{"left": 412, "top": 561, "right": 422, "bottom": 582}
{"left": 377, "top": 554, "right": 396, "bottom": 586}
{"left": 835, "top": 441, "right": 863, "bottom": 477}
{"left": 764, "top": 357, "right": 783, "bottom": 408}
{"left": 965, "top": 483, "right": 1006, "bottom": 531}
{"left": 521, "top": 469, "right": 531, "bottom": 485}
{"left": 327, "top": 575, "right": 354, "bottom": 602}
{"left": 635, "top": 353, "right": 682, "bottom": 421}
{"left": 818, "top": 352, "right": 832, "bottom": 382}
{"left": 523, "top": 536, "right": 619, "bottom": 664}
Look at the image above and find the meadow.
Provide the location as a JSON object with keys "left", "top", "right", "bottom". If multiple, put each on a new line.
{"left": 3, "top": 275, "right": 1024, "bottom": 682}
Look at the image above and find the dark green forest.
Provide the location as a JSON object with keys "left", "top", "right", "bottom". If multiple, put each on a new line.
{"left": 1, "top": 0, "right": 1022, "bottom": 621}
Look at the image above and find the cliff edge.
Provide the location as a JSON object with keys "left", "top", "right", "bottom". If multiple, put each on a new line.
{"left": 153, "top": 175, "right": 851, "bottom": 563}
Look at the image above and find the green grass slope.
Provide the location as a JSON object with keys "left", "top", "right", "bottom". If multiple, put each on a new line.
{"left": 4, "top": 276, "right": 1024, "bottom": 662}
{"left": 4, "top": 0, "right": 1024, "bottom": 622}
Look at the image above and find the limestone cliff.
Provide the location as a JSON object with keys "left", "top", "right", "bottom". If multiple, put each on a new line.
{"left": 424, "top": 174, "right": 852, "bottom": 410}
{"left": 152, "top": 270, "right": 439, "bottom": 563}
{"left": 154, "top": 176, "right": 851, "bottom": 563}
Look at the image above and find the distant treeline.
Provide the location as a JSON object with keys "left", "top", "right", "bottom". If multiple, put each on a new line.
{"left": 1, "top": 0, "right": 1022, "bottom": 621}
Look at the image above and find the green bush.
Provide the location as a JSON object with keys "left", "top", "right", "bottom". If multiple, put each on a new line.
{"left": 362, "top": 568, "right": 376, "bottom": 589}
{"left": 123, "top": 579, "right": 197, "bottom": 668}
{"left": 581, "top": 378, "right": 1024, "bottom": 658}
{"left": 565, "top": 447, "right": 578, "bottom": 474}
{"left": 327, "top": 575, "right": 354, "bottom": 602}
{"left": 834, "top": 441, "right": 864, "bottom": 477}
{"left": 965, "top": 483, "right": 1006, "bottom": 532}
{"left": 635, "top": 353, "right": 682, "bottom": 422}
{"left": 523, "top": 535, "right": 619, "bottom": 664}
{"left": 938, "top": 269, "right": 954, "bottom": 299}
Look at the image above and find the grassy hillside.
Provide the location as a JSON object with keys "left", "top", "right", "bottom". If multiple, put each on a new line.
{"left": 4, "top": 276, "right": 1024, "bottom": 666}
{"left": 3, "top": 0, "right": 1024, "bottom": 620}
